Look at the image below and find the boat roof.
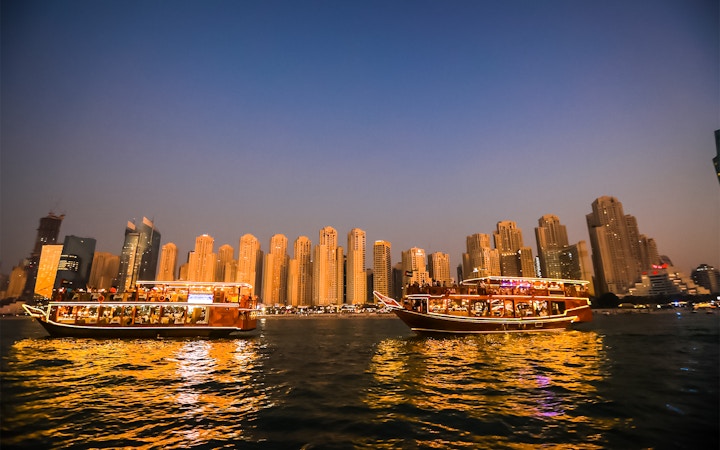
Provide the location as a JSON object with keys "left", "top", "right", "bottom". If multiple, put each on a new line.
{"left": 135, "top": 281, "right": 253, "bottom": 289}
{"left": 462, "top": 276, "right": 589, "bottom": 285}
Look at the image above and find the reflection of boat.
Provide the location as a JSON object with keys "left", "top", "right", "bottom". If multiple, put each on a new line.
{"left": 373, "top": 276, "right": 592, "bottom": 335}
{"left": 22, "top": 282, "right": 259, "bottom": 338}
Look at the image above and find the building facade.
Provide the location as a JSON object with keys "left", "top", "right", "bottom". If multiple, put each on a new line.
{"left": 116, "top": 217, "right": 161, "bottom": 291}
{"left": 346, "top": 228, "right": 367, "bottom": 305}
{"left": 372, "top": 240, "right": 392, "bottom": 298}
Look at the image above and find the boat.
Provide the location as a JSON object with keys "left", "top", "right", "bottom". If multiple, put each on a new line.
{"left": 373, "top": 276, "right": 592, "bottom": 335}
{"left": 22, "top": 281, "right": 259, "bottom": 338}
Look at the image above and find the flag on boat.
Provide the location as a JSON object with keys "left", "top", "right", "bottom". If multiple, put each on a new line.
{"left": 373, "top": 291, "right": 402, "bottom": 308}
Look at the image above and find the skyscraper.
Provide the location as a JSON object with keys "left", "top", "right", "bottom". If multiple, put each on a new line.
{"left": 216, "top": 244, "right": 235, "bottom": 282}
{"left": 157, "top": 243, "right": 178, "bottom": 281}
{"left": 586, "top": 196, "right": 638, "bottom": 295}
{"left": 346, "top": 228, "right": 367, "bottom": 305}
{"left": 494, "top": 221, "right": 534, "bottom": 277}
{"left": 313, "top": 226, "right": 341, "bottom": 306}
{"left": 187, "top": 234, "right": 216, "bottom": 282}
{"left": 22, "top": 212, "right": 64, "bottom": 298}
{"left": 88, "top": 252, "right": 120, "bottom": 290}
{"left": 463, "top": 233, "right": 499, "bottom": 279}
{"left": 237, "top": 234, "right": 263, "bottom": 296}
{"left": 116, "top": 217, "right": 160, "bottom": 291}
{"left": 373, "top": 240, "right": 392, "bottom": 298}
{"left": 402, "top": 247, "right": 430, "bottom": 287}
{"left": 55, "top": 235, "right": 96, "bottom": 291}
{"left": 290, "top": 236, "right": 313, "bottom": 306}
{"left": 535, "top": 214, "right": 569, "bottom": 279}
{"left": 428, "top": 252, "right": 452, "bottom": 286}
{"left": 263, "top": 234, "right": 288, "bottom": 305}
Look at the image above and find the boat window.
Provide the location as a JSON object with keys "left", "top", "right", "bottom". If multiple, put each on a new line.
{"left": 188, "top": 306, "right": 208, "bottom": 324}
{"left": 532, "top": 300, "right": 548, "bottom": 316}
{"left": 98, "top": 306, "right": 114, "bottom": 324}
{"left": 76, "top": 305, "right": 99, "bottom": 323}
{"left": 490, "top": 299, "right": 504, "bottom": 317}
{"left": 504, "top": 300, "right": 514, "bottom": 317}
{"left": 134, "top": 305, "right": 156, "bottom": 324}
{"left": 551, "top": 301, "right": 566, "bottom": 315}
{"left": 515, "top": 301, "right": 533, "bottom": 317}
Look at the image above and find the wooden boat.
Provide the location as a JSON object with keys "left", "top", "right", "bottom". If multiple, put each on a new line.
{"left": 373, "top": 276, "right": 592, "bottom": 335}
{"left": 22, "top": 281, "right": 259, "bottom": 338}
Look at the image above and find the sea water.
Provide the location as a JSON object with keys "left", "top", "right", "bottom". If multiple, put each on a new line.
{"left": 1, "top": 311, "right": 718, "bottom": 449}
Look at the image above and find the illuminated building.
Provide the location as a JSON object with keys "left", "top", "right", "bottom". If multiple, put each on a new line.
{"left": 216, "top": 244, "right": 235, "bottom": 282}
{"left": 535, "top": 214, "right": 569, "bottom": 279}
{"left": 263, "top": 234, "right": 288, "bottom": 305}
{"left": 313, "top": 226, "right": 342, "bottom": 306}
{"left": 88, "top": 252, "right": 120, "bottom": 290}
{"left": 494, "top": 221, "right": 534, "bottom": 277}
{"left": 22, "top": 212, "right": 64, "bottom": 298}
{"left": 288, "top": 236, "right": 312, "bottom": 307}
{"left": 187, "top": 234, "right": 216, "bottom": 282}
{"left": 347, "top": 228, "right": 367, "bottom": 305}
{"left": 157, "top": 243, "right": 178, "bottom": 281}
{"left": 55, "top": 235, "right": 96, "bottom": 291}
{"left": 463, "top": 233, "right": 499, "bottom": 279}
{"left": 117, "top": 217, "right": 161, "bottom": 291}
{"left": 559, "top": 241, "right": 595, "bottom": 295}
{"left": 237, "top": 234, "right": 262, "bottom": 296}
{"left": 402, "top": 247, "right": 430, "bottom": 287}
{"left": 586, "top": 196, "right": 643, "bottom": 295}
{"left": 34, "top": 245, "right": 63, "bottom": 299}
{"left": 629, "top": 264, "right": 709, "bottom": 296}
{"left": 692, "top": 264, "right": 720, "bottom": 293}
{"left": 428, "top": 251, "right": 452, "bottom": 286}
{"left": 373, "top": 240, "right": 392, "bottom": 298}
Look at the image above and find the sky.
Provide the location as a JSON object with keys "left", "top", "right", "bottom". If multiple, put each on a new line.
{"left": 2, "top": 0, "right": 718, "bottom": 276}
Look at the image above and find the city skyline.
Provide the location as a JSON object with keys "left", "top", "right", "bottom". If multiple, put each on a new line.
{"left": 2, "top": 1, "right": 718, "bottom": 275}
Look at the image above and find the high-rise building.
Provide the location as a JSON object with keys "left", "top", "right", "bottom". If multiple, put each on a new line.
{"left": 428, "top": 252, "right": 452, "bottom": 286}
{"left": 373, "top": 240, "right": 392, "bottom": 298}
{"left": 494, "top": 221, "right": 534, "bottom": 277}
{"left": 216, "top": 244, "right": 235, "bottom": 282}
{"left": 402, "top": 247, "right": 430, "bottom": 287}
{"left": 535, "top": 214, "right": 569, "bottom": 279}
{"left": 22, "top": 212, "right": 64, "bottom": 298}
{"left": 463, "top": 233, "right": 499, "bottom": 279}
{"left": 237, "top": 234, "right": 263, "bottom": 296}
{"left": 692, "top": 264, "right": 720, "bottom": 293}
{"left": 313, "top": 226, "right": 342, "bottom": 306}
{"left": 55, "top": 235, "right": 96, "bottom": 291}
{"left": 263, "top": 234, "right": 288, "bottom": 305}
{"left": 290, "top": 236, "right": 313, "bottom": 306}
{"left": 346, "top": 228, "right": 367, "bottom": 305}
{"left": 157, "top": 243, "right": 178, "bottom": 281}
{"left": 559, "top": 241, "right": 595, "bottom": 294}
{"left": 187, "top": 234, "right": 216, "bottom": 282}
{"left": 116, "top": 217, "right": 161, "bottom": 291}
{"left": 88, "top": 252, "right": 120, "bottom": 290}
{"left": 586, "top": 196, "right": 639, "bottom": 295}
{"left": 34, "top": 245, "right": 63, "bottom": 299}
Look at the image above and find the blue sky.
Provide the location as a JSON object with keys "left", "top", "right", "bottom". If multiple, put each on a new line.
{"left": 2, "top": 0, "right": 718, "bottom": 275}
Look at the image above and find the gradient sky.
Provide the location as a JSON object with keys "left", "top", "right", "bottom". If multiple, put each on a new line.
{"left": 2, "top": 0, "right": 718, "bottom": 276}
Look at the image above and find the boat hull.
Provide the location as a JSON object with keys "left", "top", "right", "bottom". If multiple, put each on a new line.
{"left": 393, "top": 308, "right": 577, "bottom": 335}
{"left": 32, "top": 317, "right": 257, "bottom": 339}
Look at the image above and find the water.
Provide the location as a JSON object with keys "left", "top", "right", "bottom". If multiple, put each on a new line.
{"left": 1, "top": 311, "right": 718, "bottom": 449}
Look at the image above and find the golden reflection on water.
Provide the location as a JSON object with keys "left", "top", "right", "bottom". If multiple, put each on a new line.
{"left": 5, "top": 338, "right": 267, "bottom": 448}
{"left": 366, "top": 331, "right": 615, "bottom": 449}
